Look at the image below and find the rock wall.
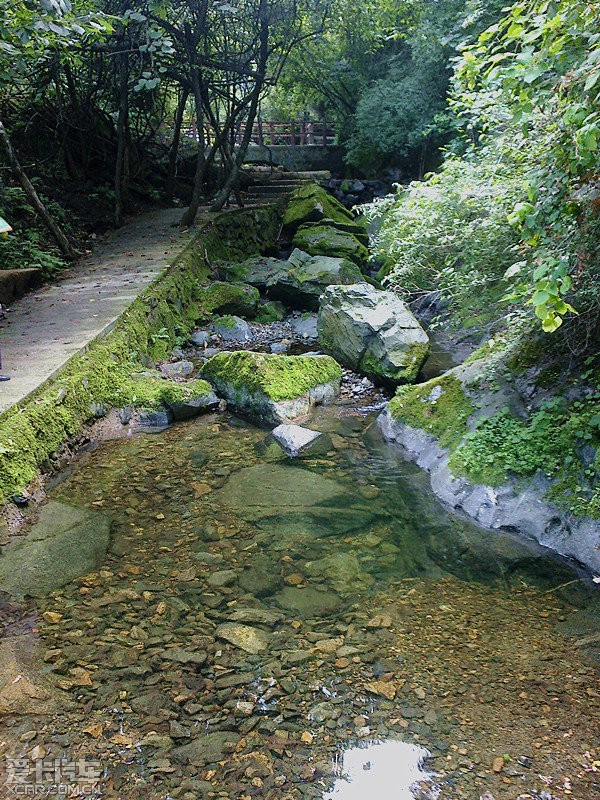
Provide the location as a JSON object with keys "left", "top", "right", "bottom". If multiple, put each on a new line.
{"left": 245, "top": 144, "right": 346, "bottom": 174}
{"left": 378, "top": 409, "right": 600, "bottom": 574}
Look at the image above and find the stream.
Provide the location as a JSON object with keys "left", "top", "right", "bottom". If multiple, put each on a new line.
{"left": 1, "top": 390, "right": 598, "bottom": 800}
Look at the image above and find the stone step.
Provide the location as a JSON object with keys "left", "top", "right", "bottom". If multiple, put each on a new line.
{"left": 246, "top": 184, "right": 301, "bottom": 196}
{"left": 0, "top": 268, "right": 43, "bottom": 306}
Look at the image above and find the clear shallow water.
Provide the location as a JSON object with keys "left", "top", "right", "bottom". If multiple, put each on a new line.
{"left": 1, "top": 401, "right": 599, "bottom": 800}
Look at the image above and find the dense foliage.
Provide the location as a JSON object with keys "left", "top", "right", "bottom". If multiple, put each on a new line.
{"left": 367, "top": 0, "right": 600, "bottom": 338}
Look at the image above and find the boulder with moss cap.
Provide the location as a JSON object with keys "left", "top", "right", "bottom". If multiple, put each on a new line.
{"left": 283, "top": 183, "right": 356, "bottom": 232}
{"left": 265, "top": 249, "right": 363, "bottom": 310}
{"left": 201, "top": 350, "right": 342, "bottom": 424}
{"left": 317, "top": 283, "right": 430, "bottom": 385}
{"left": 197, "top": 281, "right": 260, "bottom": 318}
{"left": 292, "top": 224, "right": 369, "bottom": 267}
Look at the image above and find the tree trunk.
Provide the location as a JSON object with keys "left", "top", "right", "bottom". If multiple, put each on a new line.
{"left": 180, "top": 69, "right": 207, "bottom": 228}
{"left": 166, "top": 86, "right": 189, "bottom": 202}
{"left": 210, "top": 0, "right": 269, "bottom": 212}
{"left": 0, "top": 120, "right": 77, "bottom": 259}
{"left": 114, "top": 51, "right": 130, "bottom": 227}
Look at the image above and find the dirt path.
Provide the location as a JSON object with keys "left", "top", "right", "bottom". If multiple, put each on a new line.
{"left": 0, "top": 207, "right": 208, "bottom": 414}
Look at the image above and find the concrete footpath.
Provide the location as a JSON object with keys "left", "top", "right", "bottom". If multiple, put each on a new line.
{"left": 0, "top": 208, "right": 204, "bottom": 414}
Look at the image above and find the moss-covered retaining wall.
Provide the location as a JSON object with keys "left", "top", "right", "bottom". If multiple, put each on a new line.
{"left": 0, "top": 205, "right": 282, "bottom": 504}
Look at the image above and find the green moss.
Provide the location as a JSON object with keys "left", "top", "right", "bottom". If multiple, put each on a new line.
{"left": 358, "top": 341, "right": 430, "bottom": 385}
{"left": 0, "top": 204, "right": 282, "bottom": 504}
{"left": 202, "top": 350, "right": 342, "bottom": 402}
{"left": 292, "top": 224, "right": 369, "bottom": 267}
{"left": 398, "top": 341, "right": 431, "bottom": 383}
{"left": 212, "top": 314, "right": 238, "bottom": 330}
{"left": 255, "top": 301, "right": 287, "bottom": 323}
{"left": 506, "top": 337, "right": 544, "bottom": 373}
{"left": 464, "top": 336, "right": 510, "bottom": 364}
{"left": 283, "top": 183, "right": 355, "bottom": 230}
{"left": 130, "top": 375, "right": 212, "bottom": 406}
{"left": 300, "top": 218, "right": 369, "bottom": 248}
{"left": 388, "top": 374, "right": 475, "bottom": 448}
{"left": 449, "top": 396, "right": 600, "bottom": 517}
{"left": 197, "top": 281, "right": 259, "bottom": 318}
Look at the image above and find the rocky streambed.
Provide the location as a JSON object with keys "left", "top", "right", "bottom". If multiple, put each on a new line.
{"left": 0, "top": 184, "right": 598, "bottom": 800}
{"left": 0, "top": 391, "right": 599, "bottom": 800}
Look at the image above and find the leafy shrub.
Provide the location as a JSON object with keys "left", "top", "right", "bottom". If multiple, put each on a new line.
{"left": 0, "top": 186, "right": 71, "bottom": 277}
{"left": 450, "top": 397, "right": 600, "bottom": 517}
{"left": 363, "top": 136, "right": 524, "bottom": 322}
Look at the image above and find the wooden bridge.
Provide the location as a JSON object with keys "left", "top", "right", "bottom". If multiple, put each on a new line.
{"left": 183, "top": 120, "right": 337, "bottom": 147}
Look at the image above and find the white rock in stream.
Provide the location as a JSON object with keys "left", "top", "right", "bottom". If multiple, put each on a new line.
{"left": 272, "top": 423, "right": 325, "bottom": 457}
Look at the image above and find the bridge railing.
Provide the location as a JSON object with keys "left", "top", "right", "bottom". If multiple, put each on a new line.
{"left": 181, "top": 120, "right": 337, "bottom": 147}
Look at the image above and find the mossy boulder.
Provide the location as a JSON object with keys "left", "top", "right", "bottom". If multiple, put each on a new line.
{"left": 201, "top": 350, "right": 342, "bottom": 424}
{"left": 299, "top": 218, "right": 369, "bottom": 248}
{"left": 317, "top": 283, "right": 430, "bottom": 385}
{"left": 131, "top": 375, "right": 219, "bottom": 422}
{"left": 197, "top": 281, "right": 260, "bottom": 318}
{"left": 265, "top": 248, "right": 363, "bottom": 311}
{"left": 388, "top": 374, "right": 475, "bottom": 449}
{"left": 283, "top": 183, "right": 355, "bottom": 232}
{"left": 219, "top": 255, "right": 286, "bottom": 288}
{"left": 255, "top": 300, "right": 287, "bottom": 323}
{"left": 292, "top": 224, "right": 369, "bottom": 267}
{"left": 212, "top": 315, "right": 252, "bottom": 342}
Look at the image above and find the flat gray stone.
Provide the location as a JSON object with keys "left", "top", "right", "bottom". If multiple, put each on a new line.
{"left": 271, "top": 423, "right": 327, "bottom": 457}
{"left": 216, "top": 463, "right": 348, "bottom": 521}
{"left": 0, "top": 501, "right": 111, "bottom": 598}
{"left": 159, "top": 360, "right": 194, "bottom": 379}
{"left": 226, "top": 607, "right": 284, "bottom": 626}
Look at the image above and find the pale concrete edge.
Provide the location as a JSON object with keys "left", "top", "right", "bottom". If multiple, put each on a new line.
{"left": 0, "top": 223, "right": 204, "bottom": 420}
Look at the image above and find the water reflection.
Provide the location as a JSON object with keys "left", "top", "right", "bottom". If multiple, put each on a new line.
{"left": 325, "top": 740, "right": 438, "bottom": 800}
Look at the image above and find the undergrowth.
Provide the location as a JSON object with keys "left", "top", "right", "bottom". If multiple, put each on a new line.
{"left": 450, "top": 396, "right": 600, "bottom": 517}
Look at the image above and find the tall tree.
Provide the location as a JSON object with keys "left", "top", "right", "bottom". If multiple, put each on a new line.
{"left": 0, "top": 0, "right": 111, "bottom": 254}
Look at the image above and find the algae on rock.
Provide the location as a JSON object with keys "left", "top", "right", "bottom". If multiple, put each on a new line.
{"left": 282, "top": 183, "right": 355, "bottom": 232}
{"left": 197, "top": 281, "right": 260, "bottom": 318}
{"left": 292, "top": 224, "right": 369, "bottom": 267}
{"left": 389, "top": 374, "right": 475, "bottom": 449}
{"left": 201, "top": 350, "right": 342, "bottom": 424}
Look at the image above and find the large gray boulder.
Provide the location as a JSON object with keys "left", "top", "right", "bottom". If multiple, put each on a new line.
{"left": 0, "top": 501, "right": 111, "bottom": 598}
{"left": 219, "top": 255, "right": 286, "bottom": 289}
{"left": 266, "top": 249, "right": 363, "bottom": 310}
{"left": 211, "top": 315, "right": 253, "bottom": 342}
{"left": 317, "top": 283, "right": 430, "bottom": 384}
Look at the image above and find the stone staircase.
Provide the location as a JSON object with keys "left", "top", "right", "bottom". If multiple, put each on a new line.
{"left": 242, "top": 168, "right": 331, "bottom": 206}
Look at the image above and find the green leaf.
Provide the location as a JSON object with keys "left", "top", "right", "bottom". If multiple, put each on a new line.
{"left": 532, "top": 290, "right": 549, "bottom": 305}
